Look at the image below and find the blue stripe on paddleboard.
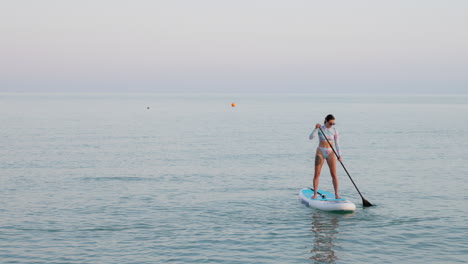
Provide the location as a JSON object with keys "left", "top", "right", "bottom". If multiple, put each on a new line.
{"left": 302, "top": 189, "right": 346, "bottom": 201}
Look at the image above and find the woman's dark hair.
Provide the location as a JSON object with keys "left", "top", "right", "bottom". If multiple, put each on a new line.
{"left": 324, "top": 114, "right": 335, "bottom": 124}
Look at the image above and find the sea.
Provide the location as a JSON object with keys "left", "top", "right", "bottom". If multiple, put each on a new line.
{"left": 1, "top": 93, "right": 467, "bottom": 263}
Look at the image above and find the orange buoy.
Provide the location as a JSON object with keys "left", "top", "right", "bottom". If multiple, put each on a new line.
{"left": 231, "top": 102, "right": 236, "bottom": 107}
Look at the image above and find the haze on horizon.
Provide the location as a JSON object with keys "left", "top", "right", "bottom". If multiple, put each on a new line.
{"left": 1, "top": 0, "right": 467, "bottom": 94}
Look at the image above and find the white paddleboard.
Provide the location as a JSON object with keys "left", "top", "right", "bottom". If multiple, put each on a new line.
{"left": 299, "top": 188, "right": 356, "bottom": 213}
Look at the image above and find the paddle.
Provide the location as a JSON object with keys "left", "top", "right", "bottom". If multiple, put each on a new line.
{"left": 318, "top": 126, "right": 373, "bottom": 207}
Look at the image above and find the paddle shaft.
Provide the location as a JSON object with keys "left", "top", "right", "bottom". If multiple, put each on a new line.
{"left": 318, "top": 126, "right": 372, "bottom": 206}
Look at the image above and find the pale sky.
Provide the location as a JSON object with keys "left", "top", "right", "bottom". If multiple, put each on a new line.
{"left": 1, "top": 0, "right": 467, "bottom": 93}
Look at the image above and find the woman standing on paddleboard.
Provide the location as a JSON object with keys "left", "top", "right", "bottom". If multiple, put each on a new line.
{"left": 309, "top": 114, "right": 342, "bottom": 199}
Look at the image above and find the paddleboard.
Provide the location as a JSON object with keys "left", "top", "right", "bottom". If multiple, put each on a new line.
{"left": 299, "top": 188, "right": 356, "bottom": 213}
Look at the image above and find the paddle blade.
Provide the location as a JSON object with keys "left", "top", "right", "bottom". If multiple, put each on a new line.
{"left": 362, "top": 199, "right": 373, "bottom": 207}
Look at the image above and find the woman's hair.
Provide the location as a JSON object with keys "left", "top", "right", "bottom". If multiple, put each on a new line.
{"left": 324, "top": 114, "right": 335, "bottom": 124}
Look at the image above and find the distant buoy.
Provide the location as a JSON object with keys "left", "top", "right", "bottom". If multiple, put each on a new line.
{"left": 231, "top": 103, "right": 236, "bottom": 107}
{"left": 147, "top": 107, "right": 150, "bottom": 109}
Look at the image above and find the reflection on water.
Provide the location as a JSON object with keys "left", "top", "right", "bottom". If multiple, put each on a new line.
{"left": 309, "top": 212, "right": 341, "bottom": 264}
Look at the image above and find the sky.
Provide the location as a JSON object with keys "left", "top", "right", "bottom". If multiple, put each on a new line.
{"left": 0, "top": 0, "right": 467, "bottom": 94}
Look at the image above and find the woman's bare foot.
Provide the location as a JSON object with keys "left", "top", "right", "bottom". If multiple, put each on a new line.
{"left": 335, "top": 194, "right": 341, "bottom": 199}
{"left": 311, "top": 194, "right": 318, "bottom": 199}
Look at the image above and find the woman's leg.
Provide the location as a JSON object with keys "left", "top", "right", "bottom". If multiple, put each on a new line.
{"left": 312, "top": 149, "right": 325, "bottom": 199}
{"left": 326, "top": 152, "right": 341, "bottom": 199}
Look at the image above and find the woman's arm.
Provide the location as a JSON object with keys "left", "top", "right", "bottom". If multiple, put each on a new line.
{"left": 309, "top": 128, "right": 318, "bottom": 140}
{"left": 334, "top": 128, "right": 341, "bottom": 156}
{"left": 309, "top": 123, "right": 321, "bottom": 140}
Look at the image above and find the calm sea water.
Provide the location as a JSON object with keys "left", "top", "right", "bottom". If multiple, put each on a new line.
{"left": 1, "top": 93, "right": 467, "bottom": 263}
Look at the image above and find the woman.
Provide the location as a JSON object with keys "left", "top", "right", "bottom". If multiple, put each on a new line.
{"left": 309, "top": 114, "right": 342, "bottom": 199}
